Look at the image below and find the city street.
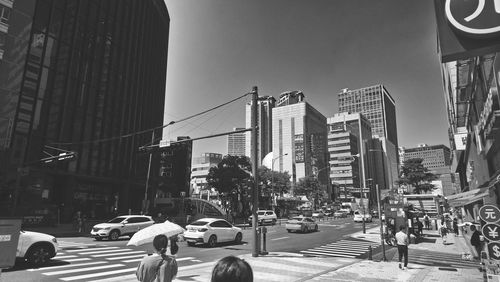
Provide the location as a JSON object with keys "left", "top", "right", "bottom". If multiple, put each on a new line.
{"left": 2, "top": 217, "right": 381, "bottom": 282}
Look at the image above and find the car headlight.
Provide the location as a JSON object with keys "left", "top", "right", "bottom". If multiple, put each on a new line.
{"left": 52, "top": 238, "right": 58, "bottom": 244}
{"left": 102, "top": 227, "right": 111, "bottom": 230}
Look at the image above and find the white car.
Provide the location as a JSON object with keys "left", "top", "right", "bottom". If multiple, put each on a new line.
{"left": 90, "top": 215, "right": 154, "bottom": 241}
{"left": 353, "top": 210, "right": 373, "bottom": 223}
{"left": 17, "top": 230, "right": 59, "bottom": 266}
{"left": 285, "top": 216, "right": 318, "bottom": 233}
{"left": 248, "top": 210, "right": 278, "bottom": 225}
{"left": 184, "top": 218, "right": 242, "bottom": 247}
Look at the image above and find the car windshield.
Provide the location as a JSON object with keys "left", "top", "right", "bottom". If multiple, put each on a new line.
{"left": 258, "top": 212, "right": 266, "bottom": 215}
{"left": 190, "top": 220, "right": 209, "bottom": 226}
{"left": 108, "top": 217, "right": 127, "bottom": 223}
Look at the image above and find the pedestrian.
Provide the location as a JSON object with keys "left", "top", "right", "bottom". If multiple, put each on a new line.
{"left": 155, "top": 212, "right": 166, "bottom": 224}
{"left": 211, "top": 255, "right": 253, "bottom": 282}
{"left": 470, "top": 225, "right": 483, "bottom": 260}
{"left": 423, "top": 214, "right": 430, "bottom": 230}
{"left": 453, "top": 218, "right": 459, "bottom": 236}
{"left": 416, "top": 218, "right": 423, "bottom": 236}
{"left": 395, "top": 225, "right": 409, "bottom": 270}
{"left": 440, "top": 224, "right": 448, "bottom": 244}
{"left": 136, "top": 234, "right": 178, "bottom": 282}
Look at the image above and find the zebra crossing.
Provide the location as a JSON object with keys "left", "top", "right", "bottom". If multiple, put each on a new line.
{"left": 28, "top": 246, "right": 199, "bottom": 281}
{"left": 393, "top": 248, "right": 480, "bottom": 269}
{"left": 57, "top": 240, "right": 103, "bottom": 249}
{"left": 300, "top": 239, "right": 378, "bottom": 258}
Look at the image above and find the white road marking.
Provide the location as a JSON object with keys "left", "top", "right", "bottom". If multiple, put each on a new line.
{"left": 28, "top": 261, "right": 106, "bottom": 271}
{"left": 64, "top": 258, "right": 91, "bottom": 262}
{"left": 79, "top": 248, "right": 133, "bottom": 255}
{"left": 53, "top": 255, "right": 77, "bottom": 259}
{"left": 271, "top": 236, "right": 289, "bottom": 241}
{"left": 66, "top": 246, "right": 118, "bottom": 253}
{"left": 43, "top": 263, "right": 123, "bottom": 275}
{"left": 61, "top": 267, "right": 136, "bottom": 281}
{"left": 92, "top": 250, "right": 144, "bottom": 257}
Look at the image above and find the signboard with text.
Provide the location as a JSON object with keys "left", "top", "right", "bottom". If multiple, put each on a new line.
{"left": 480, "top": 205, "right": 500, "bottom": 223}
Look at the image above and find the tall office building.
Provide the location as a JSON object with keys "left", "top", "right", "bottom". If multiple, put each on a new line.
{"left": 338, "top": 85, "right": 399, "bottom": 190}
{"left": 0, "top": 0, "right": 170, "bottom": 220}
{"left": 272, "top": 91, "right": 328, "bottom": 195}
{"left": 327, "top": 113, "right": 372, "bottom": 206}
{"left": 190, "top": 153, "right": 222, "bottom": 199}
{"left": 228, "top": 127, "right": 246, "bottom": 156}
{"left": 245, "top": 95, "right": 275, "bottom": 166}
{"left": 402, "top": 144, "right": 458, "bottom": 196}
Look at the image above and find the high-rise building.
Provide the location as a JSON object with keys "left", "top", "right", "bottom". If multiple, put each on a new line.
{"left": 245, "top": 95, "right": 275, "bottom": 165}
{"left": 272, "top": 91, "right": 328, "bottom": 196}
{"left": 338, "top": 85, "right": 399, "bottom": 190}
{"left": 157, "top": 136, "right": 192, "bottom": 200}
{"left": 228, "top": 127, "right": 246, "bottom": 156}
{"left": 402, "top": 144, "right": 458, "bottom": 196}
{"left": 0, "top": 0, "right": 170, "bottom": 220}
{"left": 190, "top": 153, "right": 222, "bottom": 199}
{"left": 327, "top": 112, "right": 372, "bottom": 207}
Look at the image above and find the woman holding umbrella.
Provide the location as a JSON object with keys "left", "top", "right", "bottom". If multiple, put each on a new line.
{"left": 136, "top": 234, "right": 178, "bottom": 282}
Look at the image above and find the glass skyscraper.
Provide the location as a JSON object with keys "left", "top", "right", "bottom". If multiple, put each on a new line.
{"left": 0, "top": 0, "right": 170, "bottom": 222}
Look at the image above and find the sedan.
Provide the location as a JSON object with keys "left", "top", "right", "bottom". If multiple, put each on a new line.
{"left": 353, "top": 210, "right": 373, "bottom": 223}
{"left": 184, "top": 218, "right": 242, "bottom": 247}
{"left": 333, "top": 211, "right": 347, "bottom": 218}
{"left": 285, "top": 216, "right": 318, "bottom": 233}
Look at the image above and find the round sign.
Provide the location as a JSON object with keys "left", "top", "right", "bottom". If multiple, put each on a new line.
{"left": 488, "top": 242, "right": 500, "bottom": 261}
{"left": 479, "top": 205, "right": 500, "bottom": 223}
{"left": 445, "top": 0, "right": 500, "bottom": 37}
{"left": 482, "top": 223, "right": 500, "bottom": 242}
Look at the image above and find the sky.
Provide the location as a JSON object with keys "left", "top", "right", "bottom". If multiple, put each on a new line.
{"left": 162, "top": 0, "right": 449, "bottom": 158}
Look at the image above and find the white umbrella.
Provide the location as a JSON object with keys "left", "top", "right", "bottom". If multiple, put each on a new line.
{"left": 127, "top": 220, "right": 185, "bottom": 246}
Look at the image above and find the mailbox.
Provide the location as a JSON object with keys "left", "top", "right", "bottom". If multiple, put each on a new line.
{"left": 0, "top": 218, "right": 22, "bottom": 270}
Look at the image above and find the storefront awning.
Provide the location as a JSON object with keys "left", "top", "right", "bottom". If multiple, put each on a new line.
{"left": 446, "top": 187, "right": 490, "bottom": 207}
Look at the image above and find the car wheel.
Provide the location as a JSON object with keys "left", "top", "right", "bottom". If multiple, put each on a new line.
{"left": 26, "top": 244, "right": 52, "bottom": 266}
{"left": 109, "top": 230, "right": 120, "bottom": 241}
{"left": 208, "top": 235, "right": 217, "bottom": 248}
{"left": 94, "top": 237, "right": 102, "bottom": 241}
{"left": 314, "top": 225, "right": 318, "bottom": 232}
{"left": 287, "top": 229, "right": 292, "bottom": 233}
{"left": 234, "top": 232, "right": 242, "bottom": 244}
{"left": 187, "top": 242, "right": 195, "bottom": 247}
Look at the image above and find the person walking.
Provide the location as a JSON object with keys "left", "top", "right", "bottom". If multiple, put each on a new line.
{"left": 423, "top": 214, "right": 430, "bottom": 230}
{"left": 440, "top": 224, "right": 449, "bottom": 244}
{"left": 396, "top": 225, "right": 409, "bottom": 270}
{"left": 136, "top": 234, "right": 178, "bottom": 282}
{"left": 453, "top": 218, "right": 459, "bottom": 236}
{"left": 470, "top": 225, "right": 483, "bottom": 260}
{"left": 416, "top": 218, "right": 423, "bottom": 236}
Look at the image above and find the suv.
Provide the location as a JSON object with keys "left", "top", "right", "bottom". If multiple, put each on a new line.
{"left": 90, "top": 215, "right": 154, "bottom": 241}
{"left": 17, "top": 230, "right": 59, "bottom": 266}
{"left": 248, "top": 210, "right": 278, "bottom": 225}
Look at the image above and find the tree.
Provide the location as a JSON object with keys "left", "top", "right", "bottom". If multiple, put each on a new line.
{"left": 397, "top": 158, "right": 439, "bottom": 194}
{"left": 294, "top": 175, "right": 319, "bottom": 201}
{"left": 257, "top": 166, "right": 291, "bottom": 196}
{"left": 206, "top": 155, "right": 252, "bottom": 217}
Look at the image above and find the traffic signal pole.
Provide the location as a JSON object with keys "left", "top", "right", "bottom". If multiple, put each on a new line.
{"left": 251, "top": 86, "right": 260, "bottom": 257}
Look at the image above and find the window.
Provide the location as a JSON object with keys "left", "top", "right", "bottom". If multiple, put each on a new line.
{"left": 0, "top": 5, "right": 10, "bottom": 24}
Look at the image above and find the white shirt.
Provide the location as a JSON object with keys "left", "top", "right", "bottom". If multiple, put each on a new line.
{"left": 396, "top": 230, "right": 409, "bottom": 246}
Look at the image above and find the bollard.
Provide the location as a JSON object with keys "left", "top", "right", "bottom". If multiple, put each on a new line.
{"left": 368, "top": 245, "right": 372, "bottom": 260}
{"left": 257, "top": 227, "right": 261, "bottom": 254}
{"left": 261, "top": 226, "right": 268, "bottom": 255}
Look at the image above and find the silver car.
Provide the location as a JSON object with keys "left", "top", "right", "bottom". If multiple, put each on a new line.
{"left": 285, "top": 216, "right": 318, "bottom": 233}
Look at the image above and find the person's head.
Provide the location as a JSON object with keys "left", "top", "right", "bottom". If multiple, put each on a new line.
{"left": 399, "top": 225, "right": 405, "bottom": 232}
{"left": 153, "top": 234, "right": 179, "bottom": 258}
{"left": 211, "top": 256, "right": 253, "bottom": 282}
{"left": 470, "top": 225, "right": 477, "bottom": 231}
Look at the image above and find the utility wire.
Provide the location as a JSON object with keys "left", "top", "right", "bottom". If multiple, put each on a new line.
{"left": 48, "top": 92, "right": 251, "bottom": 146}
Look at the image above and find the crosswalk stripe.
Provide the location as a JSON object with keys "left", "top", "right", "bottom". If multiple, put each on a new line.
{"left": 65, "top": 258, "right": 91, "bottom": 262}
{"left": 28, "top": 261, "right": 106, "bottom": 271}
{"left": 313, "top": 247, "right": 367, "bottom": 255}
{"left": 79, "top": 248, "right": 133, "bottom": 255}
{"left": 54, "top": 255, "right": 77, "bottom": 259}
{"left": 300, "top": 250, "right": 357, "bottom": 258}
{"left": 43, "top": 264, "right": 123, "bottom": 275}
{"left": 92, "top": 250, "right": 144, "bottom": 257}
{"left": 324, "top": 244, "right": 374, "bottom": 250}
{"left": 60, "top": 267, "right": 137, "bottom": 281}
{"left": 107, "top": 254, "right": 147, "bottom": 260}
{"left": 66, "top": 247, "right": 118, "bottom": 253}
{"left": 122, "top": 258, "right": 144, "bottom": 263}
{"left": 88, "top": 273, "right": 137, "bottom": 282}
{"left": 121, "top": 256, "right": 196, "bottom": 263}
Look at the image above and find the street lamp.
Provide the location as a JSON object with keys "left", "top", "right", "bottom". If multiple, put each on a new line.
{"left": 271, "top": 153, "right": 288, "bottom": 210}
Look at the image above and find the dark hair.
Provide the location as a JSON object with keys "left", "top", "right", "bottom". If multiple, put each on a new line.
{"left": 211, "top": 256, "right": 253, "bottom": 282}
{"left": 153, "top": 235, "right": 178, "bottom": 259}
{"left": 399, "top": 225, "right": 405, "bottom": 231}
{"left": 470, "top": 225, "right": 476, "bottom": 231}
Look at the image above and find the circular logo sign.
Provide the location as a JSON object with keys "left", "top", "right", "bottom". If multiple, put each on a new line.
{"left": 479, "top": 205, "right": 500, "bottom": 223}
{"left": 488, "top": 242, "right": 500, "bottom": 260}
{"left": 445, "top": 0, "right": 500, "bottom": 37}
{"left": 482, "top": 223, "right": 500, "bottom": 242}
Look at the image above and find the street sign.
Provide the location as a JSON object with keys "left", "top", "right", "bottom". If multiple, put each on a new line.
{"left": 479, "top": 205, "right": 500, "bottom": 223}
{"left": 482, "top": 223, "right": 500, "bottom": 242}
{"left": 488, "top": 242, "right": 500, "bottom": 261}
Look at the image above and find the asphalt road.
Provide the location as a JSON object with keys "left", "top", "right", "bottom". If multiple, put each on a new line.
{"left": 2, "top": 217, "right": 381, "bottom": 282}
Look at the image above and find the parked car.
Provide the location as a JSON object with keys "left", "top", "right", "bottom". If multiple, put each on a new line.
{"left": 184, "top": 218, "right": 242, "bottom": 247}
{"left": 312, "top": 210, "right": 325, "bottom": 219}
{"left": 285, "top": 216, "right": 318, "bottom": 233}
{"left": 90, "top": 215, "right": 154, "bottom": 241}
{"left": 353, "top": 210, "right": 373, "bottom": 223}
{"left": 333, "top": 210, "right": 348, "bottom": 218}
{"left": 248, "top": 210, "right": 278, "bottom": 225}
{"left": 323, "top": 209, "right": 333, "bottom": 217}
{"left": 17, "top": 230, "right": 59, "bottom": 266}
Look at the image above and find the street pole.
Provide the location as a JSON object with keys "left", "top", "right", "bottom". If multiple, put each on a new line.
{"left": 358, "top": 124, "right": 366, "bottom": 234}
{"left": 143, "top": 130, "right": 155, "bottom": 214}
{"left": 251, "top": 86, "right": 259, "bottom": 257}
{"left": 376, "top": 184, "right": 387, "bottom": 261}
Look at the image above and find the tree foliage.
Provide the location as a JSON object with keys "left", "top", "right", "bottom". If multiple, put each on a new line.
{"left": 294, "top": 175, "right": 319, "bottom": 200}
{"left": 397, "top": 158, "right": 439, "bottom": 194}
{"left": 257, "top": 166, "right": 291, "bottom": 196}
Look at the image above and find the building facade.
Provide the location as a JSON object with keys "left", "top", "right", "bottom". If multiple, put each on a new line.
{"left": 338, "top": 85, "right": 399, "bottom": 190}
{"left": 245, "top": 95, "right": 275, "bottom": 166}
{"left": 434, "top": 0, "right": 500, "bottom": 220}
{"left": 227, "top": 127, "right": 246, "bottom": 156}
{"left": 0, "top": 0, "right": 170, "bottom": 223}
{"left": 190, "top": 152, "right": 222, "bottom": 200}
{"left": 272, "top": 91, "right": 328, "bottom": 195}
